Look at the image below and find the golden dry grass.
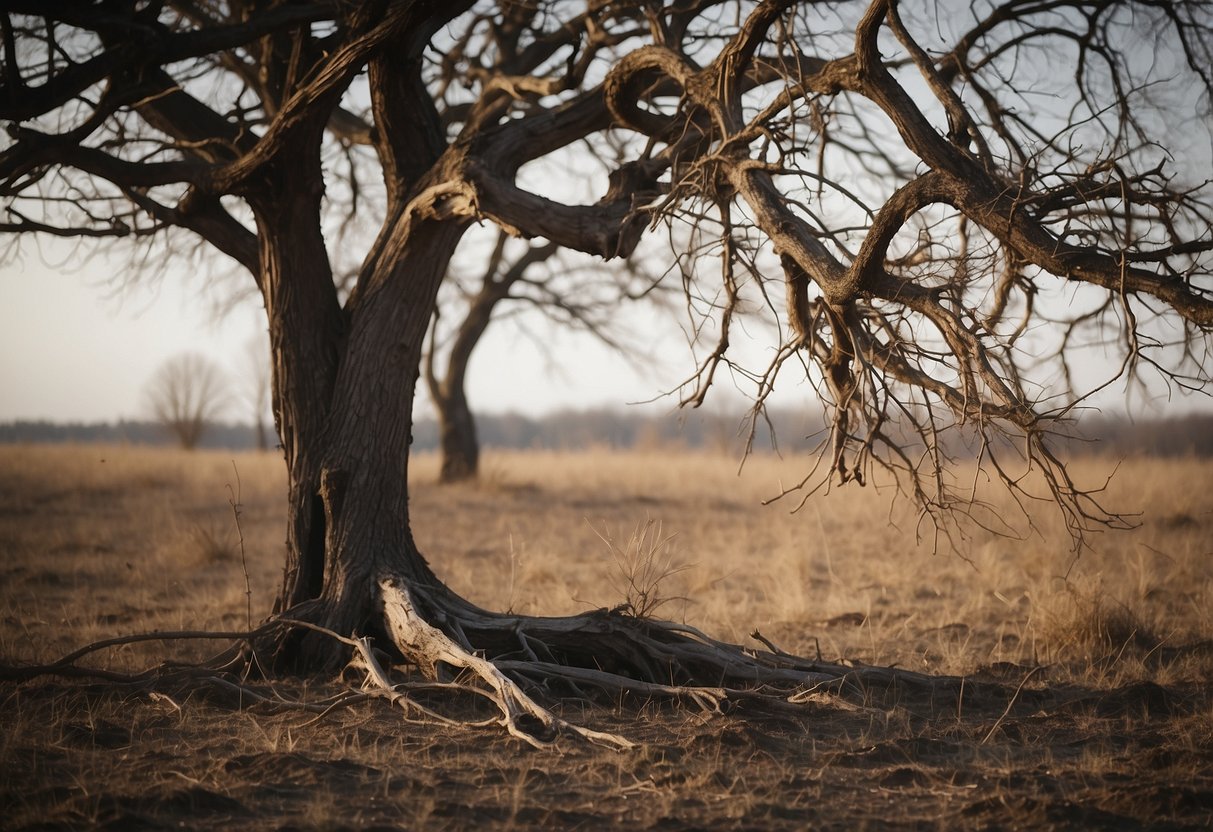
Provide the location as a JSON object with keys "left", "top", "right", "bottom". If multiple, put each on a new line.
{"left": 2, "top": 443, "right": 1212, "bottom": 830}
{"left": 411, "top": 448, "right": 1213, "bottom": 686}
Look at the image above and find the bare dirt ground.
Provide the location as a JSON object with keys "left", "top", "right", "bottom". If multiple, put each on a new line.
{"left": 2, "top": 444, "right": 1212, "bottom": 830}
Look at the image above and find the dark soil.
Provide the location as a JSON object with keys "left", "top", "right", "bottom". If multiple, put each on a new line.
{"left": 3, "top": 670, "right": 1211, "bottom": 830}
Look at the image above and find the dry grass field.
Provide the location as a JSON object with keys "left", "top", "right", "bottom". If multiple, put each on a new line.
{"left": 2, "top": 443, "right": 1212, "bottom": 829}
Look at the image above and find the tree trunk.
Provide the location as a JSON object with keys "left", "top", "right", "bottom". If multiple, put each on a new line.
{"left": 237, "top": 44, "right": 476, "bottom": 670}
{"left": 437, "top": 387, "right": 480, "bottom": 482}
{"left": 252, "top": 148, "right": 345, "bottom": 622}
{"left": 428, "top": 272, "right": 509, "bottom": 483}
{"left": 293, "top": 222, "right": 467, "bottom": 667}
{"left": 250, "top": 197, "right": 723, "bottom": 697}
{"left": 255, "top": 182, "right": 468, "bottom": 669}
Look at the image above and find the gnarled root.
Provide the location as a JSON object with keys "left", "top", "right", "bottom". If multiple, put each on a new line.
{"left": 0, "top": 577, "right": 982, "bottom": 751}
{"left": 368, "top": 574, "right": 971, "bottom": 747}
{"left": 378, "top": 577, "right": 633, "bottom": 749}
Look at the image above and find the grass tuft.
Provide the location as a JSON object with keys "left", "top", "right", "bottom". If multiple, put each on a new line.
{"left": 186, "top": 520, "right": 240, "bottom": 565}
{"left": 590, "top": 519, "right": 690, "bottom": 619}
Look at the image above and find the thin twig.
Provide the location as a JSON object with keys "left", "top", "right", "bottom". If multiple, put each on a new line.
{"left": 981, "top": 666, "right": 1041, "bottom": 745}
{"left": 228, "top": 461, "right": 253, "bottom": 632}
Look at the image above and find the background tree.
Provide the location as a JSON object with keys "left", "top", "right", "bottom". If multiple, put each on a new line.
{"left": 144, "top": 352, "right": 228, "bottom": 451}
{"left": 3, "top": 1, "right": 1211, "bottom": 741}
{"left": 424, "top": 228, "right": 664, "bottom": 482}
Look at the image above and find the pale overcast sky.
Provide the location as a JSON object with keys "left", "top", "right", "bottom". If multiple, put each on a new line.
{"left": 0, "top": 239, "right": 698, "bottom": 425}
{"left": 2, "top": 236, "right": 1209, "bottom": 426}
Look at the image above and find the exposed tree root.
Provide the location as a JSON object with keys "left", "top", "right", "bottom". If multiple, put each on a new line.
{"left": 366, "top": 573, "right": 977, "bottom": 745}
{"left": 2, "top": 578, "right": 1000, "bottom": 748}
{"left": 378, "top": 578, "right": 634, "bottom": 748}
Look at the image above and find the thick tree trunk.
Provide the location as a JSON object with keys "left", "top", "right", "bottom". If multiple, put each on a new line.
{"left": 259, "top": 202, "right": 468, "bottom": 670}
{"left": 235, "top": 42, "right": 474, "bottom": 670}
{"left": 252, "top": 152, "right": 345, "bottom": 620}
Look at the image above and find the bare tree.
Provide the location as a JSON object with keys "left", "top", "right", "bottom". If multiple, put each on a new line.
{"left": 144, "top": 353, "right": 228, "bottom": 451}
{"left": 424, "top": 228, "right": 662, "bottom": 482}
{"left": 3, "top": 2, "right": 1210, "bottom": 741}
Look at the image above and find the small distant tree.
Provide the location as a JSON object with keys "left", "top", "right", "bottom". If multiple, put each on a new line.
{"left": 145, "top": 353, "right": 228, "bottom": 451}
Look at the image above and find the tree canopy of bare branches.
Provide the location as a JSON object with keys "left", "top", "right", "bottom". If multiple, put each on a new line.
{"left": 2, "top": 1, "right": 1211, "bottom": 742}
{"left": 144, "top": 352, "right": 228, "bottom": 450}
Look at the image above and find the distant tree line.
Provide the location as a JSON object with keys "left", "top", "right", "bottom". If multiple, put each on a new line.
{"left": 2, "top": 410, "right": 1211, "bottom": 459}
{"left": 0, "top": 419, "right": 265, "bottom": 450}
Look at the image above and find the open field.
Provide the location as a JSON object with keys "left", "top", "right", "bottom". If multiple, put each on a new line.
{"left": 2, "top": 443, "right": 1212, "bottom": 829}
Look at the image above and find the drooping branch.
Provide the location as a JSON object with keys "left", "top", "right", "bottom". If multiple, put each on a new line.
{"left": 610, "top": 0, "right": 1211, "bottom": 549}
